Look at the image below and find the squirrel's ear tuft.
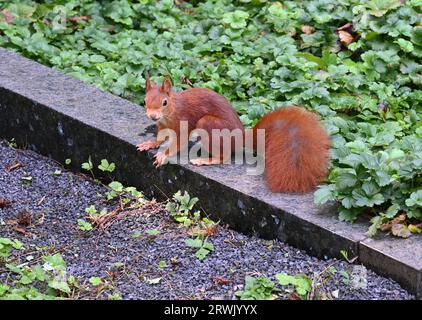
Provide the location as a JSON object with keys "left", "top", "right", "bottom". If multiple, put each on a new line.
{"left": 145, "top": 71, "right": 152, "bottom": 92}
{"left": 161, "top": 78, "right": 172, "bottom": 94}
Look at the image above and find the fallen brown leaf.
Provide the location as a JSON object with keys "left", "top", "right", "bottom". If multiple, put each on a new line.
{"left": 380, "top": 213, "right": 407, "bottom": 232}
{"left": 5, "top": 219, "right": 18, "bottom": 225}
{"left": 337, "top": 23, "right": 352, "bottom": 31}
{"left": 0, "top": 198, "right": 11, "bottom": 208}
{"left": 5, "top": 160, "right": 23, "bottom": 172}
{"left": 338, "top": 30, "right": 354, "bottom": 45}
{"left": 187, "top": 224, "right": 218, "bottom": 237}
{"left": 301, "top": 25, "right": 315, "bottom": 35}
{"left": 391, "top": 223, "right": 411, "bottom": 238}
{"left": 14, "top": 226, "right": 27, "bottom": 235}
{"left": 181, "top": 76, "right": 194, "bottom": 87}
{"left": 17, "top": 210, "right": 32, "bottom": 226}
{"left": 213, "top": 276, "right": 231, "bottom": 286}
{"left": 68, "top": 16, "right": 91, "bottom": 23}
{"left": 408, "top": 224, "right": 422, "bottom": 234}
{"left": 287, "top": 293, "right": 302, "bottom": 300}
{"left": 36, "top": 213, "right": 45, "bottom": 225}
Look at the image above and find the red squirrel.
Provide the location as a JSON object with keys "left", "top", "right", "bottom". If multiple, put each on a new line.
{"left": 137, "top": 75, "right": 330, "bottom": 193}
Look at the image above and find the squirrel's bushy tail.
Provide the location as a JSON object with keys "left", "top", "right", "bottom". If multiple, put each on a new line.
{"left": 253, "top": 106, "right": 331, "bottom": 193}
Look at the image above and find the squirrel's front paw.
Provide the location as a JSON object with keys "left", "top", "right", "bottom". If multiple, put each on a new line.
{"left": 137, "top": 140, "right": 159, "bottom": 152}
{"left": 153, "top": 152, "right": 168, "bottom": 168}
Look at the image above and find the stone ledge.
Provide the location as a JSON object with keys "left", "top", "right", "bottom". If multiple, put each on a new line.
{"left": 0, "top": 48, "right": 420, "bottom": 298}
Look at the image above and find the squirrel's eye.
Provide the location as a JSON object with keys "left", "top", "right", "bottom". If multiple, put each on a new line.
{"left": 162, "top": 99, "right": 168, "bottom": 107}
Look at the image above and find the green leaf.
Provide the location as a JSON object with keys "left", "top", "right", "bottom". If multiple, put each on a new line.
{"left": 146, "top": 229, "right": 160, "bottom": 236}
{"left": 367, "top": 215, "right": 383, "bottom": 237}
{"left": 43, "top": 254, "right": 67, "bottom": 270}
{"left": 185, "top": 238, "right": 203, "bottom": 249}
{"left": 411, "top": 27, "right": 422, "bottom": 46}
{"left": 405, "top": 190, "right": 422, "bottom": 207}
{"left": 81, "top": 156, "right": 93, "bottom": 171}
{"left": 395, "top": 39, "right": 414, "bottom": 53}
{"left": 89, "top": 277, "right": 102, "bottom": 286}
{"left": 314, "top": 185, "right": 336, "bottom": 204}
{"left": 98, "top": 159, "right": 116, "bottom": 173}
{"left": 48, "top": 280, "right": 71, "bottom": 294}
{"left": 77, "top": 219, "right": 93, "bottom": 232}
{"left": 109, "top": 181, "right": 124, "bottom": 193}
{"left": 195, "top": 247, "right": 210, "bottom": 261}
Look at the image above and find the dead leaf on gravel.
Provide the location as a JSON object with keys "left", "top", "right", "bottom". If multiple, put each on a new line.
{"left": 170, "top": 257, "right": 178, "bottom": 266}
{"left": 14, "top": 226, "right": 28, "bottom": 235}
{"left": 391, "top": 223, "right": 411, "bottom": 238}
{"left": 301, "top": 25, "right": 315, "bottom": 35}
{"left": 5, "top": 219, "right": 18, "bottom": 225}
{"left": 287, "top": 293, "right": 302, "bottom": 300}
{"left": 213, "top": 276, "right": 231, "bottom": 286}
{"left": 187, "top": 224, "right": 218, "bottom": 237}
{"left": 5, "top": 160, "right": 23, "bottom": 172}
{"left": 36, "top": 213, "right": 45, "bottom": 225}
{"left": 0, "top": 198, "right": 11, "bottom": 208}
{"left": 17, "top": 210, "right": 32, "bottom": 226}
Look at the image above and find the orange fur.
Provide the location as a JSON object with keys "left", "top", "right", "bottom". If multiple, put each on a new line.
{"left": 140, "top": 77, "right": 330, "bottom": 192}
{"left": 142, "top": 77, "right": 244, "bottom": 160}
{"left": 253, "top": 106, "right": 331, "bottom": 192}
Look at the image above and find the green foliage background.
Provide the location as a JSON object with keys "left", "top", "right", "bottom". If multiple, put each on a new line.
{"left": 0, "top": 0, "right": 421, "bottom": 229}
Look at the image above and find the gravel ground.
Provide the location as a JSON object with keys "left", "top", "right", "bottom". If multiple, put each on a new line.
{"left": 0, "top": 141, "right": 413, "bottom": 300}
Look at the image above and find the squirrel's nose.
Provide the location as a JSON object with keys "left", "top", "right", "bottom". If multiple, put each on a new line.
{"left": 150, "top": 114, "right": 159, "bottom": 121}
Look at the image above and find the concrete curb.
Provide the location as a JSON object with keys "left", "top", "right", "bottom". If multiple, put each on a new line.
{"left": 0, "top": 48, "right": 420, "bottom": 298}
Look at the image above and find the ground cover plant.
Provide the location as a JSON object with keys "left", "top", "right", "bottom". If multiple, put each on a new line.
{"left": 0, "top": 0, "right": 421, "bottom": 235}
{"left": 0, "top": 141, "right": 414, "bottom": 299}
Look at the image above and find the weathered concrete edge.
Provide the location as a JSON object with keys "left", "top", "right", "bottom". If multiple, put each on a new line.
{"left": 0, "top": 85, "right": 359, "bottom": 256}
{"left": 0, "top": 49, "right": 420, "bottom": 298}
{"left": 359, "top": 242, "right": 421, "bottom": 299}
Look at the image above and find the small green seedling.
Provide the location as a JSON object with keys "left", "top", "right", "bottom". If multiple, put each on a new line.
{"left": 89, "top": 277, "right": 102, "bottom": 287}
{"left": 98, "top": 159, "right": 116, "bottom": 173}
{"left": 185, "top": 236, "right": 214, "bottom": 261}
{"left": 275, "top": 273, "right": 312, "bottom": 299}
{"left": 77, "top": 219, "right": 93, "bottom": 232}
{"left": 235, "top": 276, "right": 278, "bottom": 300}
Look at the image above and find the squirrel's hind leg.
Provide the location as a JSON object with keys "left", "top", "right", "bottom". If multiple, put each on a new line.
{"left": 190, "top": 115, "right": 238, "bottom": 166}
{"left": 190, "top": 157, "right": 230, "bottom": 166}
